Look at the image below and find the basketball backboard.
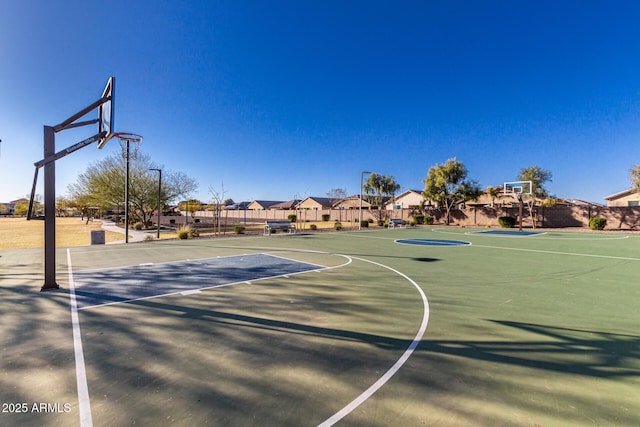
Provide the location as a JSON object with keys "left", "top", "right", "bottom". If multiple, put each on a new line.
{"left": 97, "top": 77, "right": 115, "bottom": 149}
{"left": 504, "top": 181, "right": 532, "bottom": 197}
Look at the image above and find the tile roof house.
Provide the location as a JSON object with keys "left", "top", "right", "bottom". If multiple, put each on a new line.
{"left": 333, "top": 195, "right": 372, "bottom": 210}
{"left": 296, "top": 197, "right": 334, "bottom": 210}
{"left": 268, "top": 199, "right": 301, "bottom": 210}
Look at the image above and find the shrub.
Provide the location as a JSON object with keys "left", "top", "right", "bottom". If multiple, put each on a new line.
{"left": 189, "top": 228, "right": 200, "bottom": 238}
{"left": 360, "top": 220, "right": 369, "bottom": 228}
{"left": 425, "top": 215, "right": 434, "bottom": 225}
{"left": 177, "top": 226, "right": 190, "bottom": 239}
{"left": 287, "top": 214, "right": 297, "bottom": 222}
{"left": 377, "top": 219, "right": 385, "bottom": 227}
{"left": 334, "top": 221, "right": 342, "bottom": 230}
{"left": 169, "top": 219, "right": 176, "bottom": 225}
{"left": 367, "top": 218, "right": 374, "bottom": 223}
{"left": 309, "top": 224, "right": 317, "bottom": 230}
{"left": 194, "top": 218, "right": 200, "bottom": 223}
{"left": 498, "top": 216, "right": 517, "bottom": 228}
{"left": 234, "top": 226, "right": 245, "bottom": 234}
{"left": 144, "top": 235, "right": 155, "bottom": 242}
{"left": 322, "top": 214, "right": 330, "bottom": 221}
{"left": 413, "top": 215, "right": 424, "bottom": 225}
{"left": 589, "top": 217, "right": 607, "bottom": 230}
{"left": 133, "top": 222, "right": 144, "bottom": 230}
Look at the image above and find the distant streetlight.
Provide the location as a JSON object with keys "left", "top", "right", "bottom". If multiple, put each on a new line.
{"left": 359, "top": 171, "right": 372, "bottom": 230}
{"left": 125, "top": 140, "right": 131, "bottom": 243}
{"left": 149, "top": 168, "right": 162, "bottom": 239}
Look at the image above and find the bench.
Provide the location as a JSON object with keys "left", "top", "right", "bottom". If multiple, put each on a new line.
{"left": 264, "top": 221, "right": 296, "bottom": 236}
{"left": 388, "top": 218, "right": 406, "bottom": 229}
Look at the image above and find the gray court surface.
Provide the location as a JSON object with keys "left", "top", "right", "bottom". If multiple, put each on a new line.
{"left": 72, "top": 253, "right": 323, "bottom": 309}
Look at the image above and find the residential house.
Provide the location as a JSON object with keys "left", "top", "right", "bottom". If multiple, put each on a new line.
{"left": 605, "top": 188, "right": 640, "bottom": 207}
{"left": 0, "top": 201, "right": 13, "bottom": 215}
{"left": 333, "top": 195, "right": 372, "bottom": 210}
{"left": 296, "top": 197, "right": 334, "bottom": 210}
{"left": 247, "top": 200, "right": 283, "bottom": 210}
{"left": 268, "top": 199, "right": 301, "bottom": 210}
{"left": 224, "top": 201, "right": 251, "bottom": 210}
{"left": 385, "top": 189, "right": 423, "bottom": 210}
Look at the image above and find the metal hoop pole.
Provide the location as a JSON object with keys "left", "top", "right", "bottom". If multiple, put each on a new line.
{"left": 125, "top": 140, "right": 130, "bottom": 243}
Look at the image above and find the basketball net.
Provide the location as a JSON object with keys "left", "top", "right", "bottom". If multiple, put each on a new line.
{"left": 108, "top": 132, "right": 143, "bottom": 160}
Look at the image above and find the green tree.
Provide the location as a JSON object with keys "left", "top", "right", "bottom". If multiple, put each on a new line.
{"left": 13, "top": 199, "right": 30, "bottom": 217}
{"left": 178, "top": 199, "right": 202, "bottom": 219}
{"left": 68, "top": 148, "right": 198, "bottom": 226}
{"left": 364, "top": 173, "right": 400, "bottom": 221}
{"left": 517, "top": 165, "right": 552, "bottom": 198}
{"left": 14, "top": 196, "right": 41, "bottom": 217}
{"left": 516, "top": 165, "right": 552, "bottom": 229}
{"left": 422, "top": 158, "right": 481, "bottom": 225}
{"left": 67, "top": 192, "right": 94, "bottom": 222}
{"left": 630, "top": 164, "right": 640, "bottom": 193}
{"left": 485, "top": 185, "right": 501, "bottom": 207}
{"left": 56, "top": 196, "right": 72, "bottom": 217}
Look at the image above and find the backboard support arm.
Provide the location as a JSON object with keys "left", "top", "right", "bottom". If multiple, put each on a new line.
{"left": 36, "top": 78, "right": 115, "bottom": 291}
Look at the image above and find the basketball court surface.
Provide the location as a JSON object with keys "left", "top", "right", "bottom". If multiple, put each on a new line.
{"left": 1, "top": 227, "right": 639, "bottom": 426}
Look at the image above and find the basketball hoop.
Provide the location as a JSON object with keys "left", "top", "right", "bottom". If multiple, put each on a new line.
{"left": 504, "top": 181, "right": 532, "bottom": 199}
{"left": 108, "top": 132, "right": 143, "bottom": 159}
{"left": 108, "top": 132, "right": 143, "bottom": 145}
{"left": 503, "top": 180, "right": 533, "bottom": 232}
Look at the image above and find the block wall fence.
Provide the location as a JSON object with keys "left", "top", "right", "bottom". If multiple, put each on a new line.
{"left": 180, "top": 206, "right": 640, "bottom": 230}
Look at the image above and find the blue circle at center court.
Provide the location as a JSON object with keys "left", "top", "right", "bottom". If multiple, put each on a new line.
{"left": 395, "top": 238, "right": 471, "bottom": 247}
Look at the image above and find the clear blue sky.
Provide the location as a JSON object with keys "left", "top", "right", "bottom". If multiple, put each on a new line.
{"left": 2, "top": 0, "right": 640, "bottom": 204}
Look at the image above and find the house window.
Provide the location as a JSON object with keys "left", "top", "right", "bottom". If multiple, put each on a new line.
{"left": 629, "top": 201, "right": 639, "bottom": 207}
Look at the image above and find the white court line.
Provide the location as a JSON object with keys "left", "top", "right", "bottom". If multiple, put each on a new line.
{"left": 318, "top": 256, "right": 430, "bottom": 427}
{"left": 473, "top": 244, "right": 640, "bottom": 261}
{"left": 67, "top": 249, "right": 93, "bottom": 427}
{"left": 337, "top": 231, "right": 639, "bottom": 261}
{"left": 263, "top": 252, "right": 329, "bottom": 269}
{"left": 71, "top": 252, "right": 257, "bottom": 275}
{"left": 432, "top": 227, "right": 631, "bottom": 241}
{"left": 466, "top": 230, "right": 547, "bottom": 237}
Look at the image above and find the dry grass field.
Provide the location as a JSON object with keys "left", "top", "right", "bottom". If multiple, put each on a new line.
{"left": 0, "top": 217, "right": 124, "bottom": 249}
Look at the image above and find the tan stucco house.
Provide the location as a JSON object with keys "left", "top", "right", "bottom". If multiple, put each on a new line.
{"left": 247, "top": 200, "right": 282, "bottom": 210}
{"left": 296, "top": 197, "right": 334, "bottom": 210}
{"left": 605, "top": 188, "right": 640, "bottom": 207}
{"left": 385, "top": 189, "right": 424, "bottom": 210}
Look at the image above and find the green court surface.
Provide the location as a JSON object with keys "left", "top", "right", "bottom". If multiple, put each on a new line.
{"left": 1, "top": 227, "right": 639, "bottom": 426}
